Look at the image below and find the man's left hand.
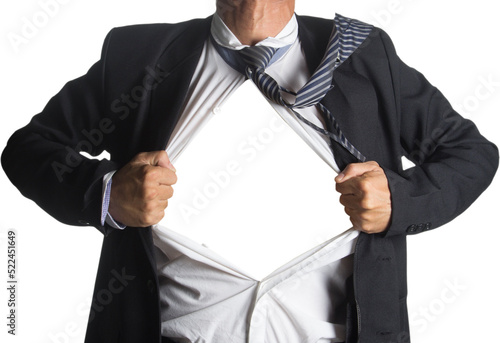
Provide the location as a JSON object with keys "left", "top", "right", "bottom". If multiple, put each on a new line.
{"left": 335, "top": 161, "right": 392, "bottom": 234}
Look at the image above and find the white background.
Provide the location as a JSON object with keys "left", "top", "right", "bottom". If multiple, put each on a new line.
{"left": 1, "top": 0, "right": 499, "bottom": 342}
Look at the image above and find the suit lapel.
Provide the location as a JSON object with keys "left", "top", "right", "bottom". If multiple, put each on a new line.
{"left": 141, "top": 16, "right": 213, "bottom": 153}
{"left": 297, "top": 14, "right": 375, "bottom": 170}
{"left": 297, "top": 15, "right": 355, "bottom": 170}
{"left": 297, "top": 15, "right": 333, "bottom": 76}
{"left": 137, "top": 16, "right": 213, "bottom": 273}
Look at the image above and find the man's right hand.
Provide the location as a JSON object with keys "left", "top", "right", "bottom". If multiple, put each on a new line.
{"left": 108, "top": 151, "right": 177, "bottom": 227}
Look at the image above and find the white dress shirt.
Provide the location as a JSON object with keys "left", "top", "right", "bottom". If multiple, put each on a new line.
{"left": 165, "top": 14, "right": 339, "bottom": 170}
{"left": 145, "top": 13, "right": 359, "bottom": 342}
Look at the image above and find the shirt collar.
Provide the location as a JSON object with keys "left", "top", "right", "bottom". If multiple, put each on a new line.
{"left": 211, "top": 12, "right": 298, "bottom": 50}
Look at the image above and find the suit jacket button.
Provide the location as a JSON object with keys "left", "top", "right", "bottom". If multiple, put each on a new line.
{"left": 407, "top": 224, "right": 417, "bottom": 233}
{"left": 78, "top": 220, "right": 90, "bottom": 225}
{"left": 425, "top": 222, "right": 432, "bottom": 231}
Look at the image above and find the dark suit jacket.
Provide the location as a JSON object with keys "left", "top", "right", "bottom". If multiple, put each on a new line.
{"left": 2, "top": 14, "right": 498, "bottom": 343}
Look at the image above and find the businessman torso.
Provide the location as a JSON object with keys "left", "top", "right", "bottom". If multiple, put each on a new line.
{"left": 83, "top": 15, "right": 406, "bottom": 343}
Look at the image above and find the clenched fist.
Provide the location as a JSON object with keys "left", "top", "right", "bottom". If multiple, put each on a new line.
{"left": 108, "top": 151, "right": 177, "bottom": 227}
{"left": 335, "top": 161, "right": 392, "bottom": 234}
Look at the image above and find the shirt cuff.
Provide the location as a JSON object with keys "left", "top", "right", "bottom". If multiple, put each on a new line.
{"left": 101, "top": 171, "right": 126, "bottom": 230}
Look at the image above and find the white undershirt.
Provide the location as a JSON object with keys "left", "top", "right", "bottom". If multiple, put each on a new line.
{"left": 149, "top": 14, "right": 359, "bottom": 342}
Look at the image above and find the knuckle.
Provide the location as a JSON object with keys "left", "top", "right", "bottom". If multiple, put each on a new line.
{"left": 363, "top": 227, "right": 374, "bottom": 234}
{"left": 358, "top": 211, "right": 371, "bottom": 222}
{"left": 133, "top": 152, "right": 147, "bottom": 162}
{"left": 345, "top": 163, "right": 357, "bottom": 174}
{"left": 170, "top": 172, "right": 178, "bottom": 185}
{"left": 335, "top": 183, "right": 342, "bottom": 192}
{"left": 145, "top": 213, "right": 158, "bottom": 226}
{"left": 359, "top": 197, "right": 374, "bottom": 210}
{"left": 338, "top": 194, "right": 346, "bottom": 205}
{"left": 165, "top": 186, "right": 174, "bottom": 199}
{"left": 156, "top": 210, "right": 166, "bottom": 222}
{"left": 138, "top": 201, "right": 155, "bottom": 218}
{"left": 357, "top": 221, "right": 371, "bottom": 233}
{"left": 145, "top": 201, "right": 158, "bottom": 214}
{"left": 138, "top": 216, "right": 152, "bottom": 227}
{"left": 157, "top": 150, "right": 167, "bottom": 159}
{"left": 144, "top": 187, "right": 159, "bottom": 201}
{"left": 138, "top": 220, "right": 150, "bottom": 228}
{"left": 143, "top": 168, "right": 159, "bottom": 182}
{"left": 357, "top": 179, "right": 371, "bottom": 193}
{"left": 135, "top": 165, "right": 151, "bottom": 181}
{"left": 140, "top": 212, "right": 159, "bottom": 227}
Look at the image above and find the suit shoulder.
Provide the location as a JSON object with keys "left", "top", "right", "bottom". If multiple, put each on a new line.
{"left": 333, "top": 14, "right": 397, "bottom": 59}
{"left": 108, "top": 19, "right": 195, "bottom": 41}
{"left": 101, "top": 16, "right": 212, "bottom": 58}
{"left": 296, "top": 14, "right": 332, "bottom": 26}
{"left": 297, "top": 13, "right": 387, "bottom": 43}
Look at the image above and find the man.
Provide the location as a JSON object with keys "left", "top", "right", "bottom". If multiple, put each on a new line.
{"left": 2, "top": 0, "right": 498, "bottom": 342}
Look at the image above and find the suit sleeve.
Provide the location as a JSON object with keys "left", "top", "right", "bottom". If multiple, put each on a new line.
{"left": 378, "top": 30, "right": 499, "bottom": 237}
{"left": 1, "top": 29, "right": 120, "bottom": 235}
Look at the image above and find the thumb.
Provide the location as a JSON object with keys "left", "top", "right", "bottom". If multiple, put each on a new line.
{"left": 335, "top": 161, "right": 380, "bottom": 183}
{"left": 144, "top": 151, "right": 176, "bottom": 172}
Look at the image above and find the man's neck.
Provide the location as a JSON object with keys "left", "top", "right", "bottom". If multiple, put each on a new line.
{"left": 216, "top": 0, "right": 295, "bottom": 46}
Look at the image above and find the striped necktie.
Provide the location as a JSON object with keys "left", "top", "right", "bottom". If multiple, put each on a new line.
{"left": 234, "top": 30, "right": 366, "bottom": 162}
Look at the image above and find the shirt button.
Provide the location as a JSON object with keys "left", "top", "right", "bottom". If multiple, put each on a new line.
{"left": 212, "top": 107, "right": 221, "bottom": 115}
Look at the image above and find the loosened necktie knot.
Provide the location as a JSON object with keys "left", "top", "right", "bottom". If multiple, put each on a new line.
{"left": 239, "top": 45, "right": 278, "bottom": 72}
